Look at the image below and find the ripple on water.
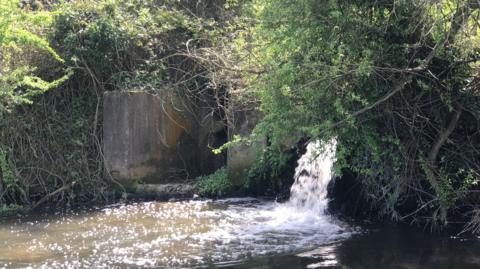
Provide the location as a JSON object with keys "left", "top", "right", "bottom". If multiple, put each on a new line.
{"left": 0, "top": 140, "right": 353, "bottom": 268}
{"left": 0, "top": 199, "right": 353, "bottom": 268}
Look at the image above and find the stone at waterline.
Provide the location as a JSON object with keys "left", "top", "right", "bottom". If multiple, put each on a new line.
{"left": 132, "top": 183, "right": 197, "bottom": 200}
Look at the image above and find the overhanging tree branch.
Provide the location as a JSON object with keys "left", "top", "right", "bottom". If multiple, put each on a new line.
{"left": 325, "top": 3, "right": 473, "bottom": 132}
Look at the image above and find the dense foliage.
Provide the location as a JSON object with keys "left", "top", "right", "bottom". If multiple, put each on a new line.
{"left": 0, "top": 0, "right": 239, "bottom": 210}
{"left": 1, "top": 0, "right": 480, "bottom": 232}
{"left": 197, "top": 167, "right": 231, "bottom": 197}
{"left": 0, "top": 0, "right": 69, "bottom": 111}
{"left": 243, "top": 0, "right": 480, "bottom": 230}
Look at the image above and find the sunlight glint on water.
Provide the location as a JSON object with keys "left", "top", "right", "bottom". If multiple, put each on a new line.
{"left": 0, "top": 139, "right": 351, "bottom": 268}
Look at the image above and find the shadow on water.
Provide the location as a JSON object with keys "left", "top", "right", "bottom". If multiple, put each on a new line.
{"left": 225, "top": 225, "right": 480, "bottom": 269}
{"left": 1, "top": 200, "right": 480, "bottom": 268}
{"left": 1, "top": 140, "right": 479, "bottom": 268}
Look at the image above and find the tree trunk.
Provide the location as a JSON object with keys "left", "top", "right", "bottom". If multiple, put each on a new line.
{"left": 426, "top": 103, "right": 463, "bottom": 225}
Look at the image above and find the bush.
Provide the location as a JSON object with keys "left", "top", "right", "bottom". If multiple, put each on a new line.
{"left": 0, "top": 0, "right": 242, "bottom": 209}
{"left": 197, "top": 167, "right": 231, "bottom": 197}
{"left": 246, "top": 0, "right": 480, "bottom": 228}
{"left": 244, "top": 148, "right": 295, "bottom": 197}
{"left": 0, "top": 0, "right": 68, "bottom": 112}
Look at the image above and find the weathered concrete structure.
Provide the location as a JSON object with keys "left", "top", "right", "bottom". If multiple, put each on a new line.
{"left": 133, "top": 183, "right": 196, "bottom": 200}
{"left": 227, "top": 107, "right": 264, "bottom": 186}
{"left": 102, "top": 89, "right": 266, "bottom": 194}
{"left": 103, "top": 91, "right": 225, "bottom": 185}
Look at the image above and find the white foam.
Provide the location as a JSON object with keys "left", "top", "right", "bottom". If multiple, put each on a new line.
{"left": 0, "top": 139, "right": 352, "bottom": 268}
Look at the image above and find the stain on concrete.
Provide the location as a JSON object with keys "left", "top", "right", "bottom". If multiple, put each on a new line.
{"left": 103, "top": 91, "right": 225, "bottom": 185}
{"left": 227, "top": 106, "right": 264, "bottom": 187}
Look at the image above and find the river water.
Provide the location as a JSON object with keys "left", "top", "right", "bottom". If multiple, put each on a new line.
{"left": 1, "top": 140, "right": 479, "bottom": 268}
{"left": 1, "top": 199, "right": 480, "bottom": 269}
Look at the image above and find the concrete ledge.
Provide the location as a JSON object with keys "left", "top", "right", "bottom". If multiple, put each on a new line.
{"left": 131, "top": 183, "right": 197, "bottom": 200}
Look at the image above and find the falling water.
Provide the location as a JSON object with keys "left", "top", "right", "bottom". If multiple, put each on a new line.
{"left": 0, "top": 140, "right": 477, "bottom": 268}
{"left": 287, "top": 139, "right": 338, "bottom": 213}
{"left": 0, "top": 139, "right": 351, "bottom": 268}
{"left": 252, "top": 138, "right": 342, "bottom": 233}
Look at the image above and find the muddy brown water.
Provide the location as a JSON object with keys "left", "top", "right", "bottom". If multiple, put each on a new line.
{"left": 0, "top": 199, "right": 479, "bottom": 269}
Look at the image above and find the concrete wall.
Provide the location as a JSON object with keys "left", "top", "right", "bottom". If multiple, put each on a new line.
{"left": 103, "top": 91, "right": 225, "bottom": 184}
{"left": 227, "top": 108, "right": 264, "bottom": 186}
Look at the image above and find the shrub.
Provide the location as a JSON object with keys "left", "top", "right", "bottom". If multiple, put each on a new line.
{"left": 197, "top": 167, "right": 231, "bottom": 197}
{"left": 0, "top": 0, "right": 69, "bottom": 112}
{"left": 0, "top": 0, "right": 242, "bottom": 208}
{"left": 246, "top": 0, "right": 480, "bottom": 228}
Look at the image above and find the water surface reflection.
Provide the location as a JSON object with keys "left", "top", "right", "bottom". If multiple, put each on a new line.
{"left": 231, "top": 226, "right": 480, "bottom": 269}
{"left": 0, "top": 198, "right": 350, "bottom": 268}
{"left": 1, "top": 199, "right": 479, "bottom": 268}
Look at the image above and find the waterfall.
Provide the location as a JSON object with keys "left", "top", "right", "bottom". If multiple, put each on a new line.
{"left": 287, "top": 139, "right": 338, "bottom": 214}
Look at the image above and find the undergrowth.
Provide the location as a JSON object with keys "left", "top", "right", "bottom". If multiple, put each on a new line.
{"left": 197, "top": 167, "right": 231, "bottom": 198}
{"left": 0, "top": 0, "right": 241, "bottom": 209}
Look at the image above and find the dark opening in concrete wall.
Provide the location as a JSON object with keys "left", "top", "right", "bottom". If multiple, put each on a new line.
{"left": 103, "top": 91, "right": 225, "bottom": 185}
